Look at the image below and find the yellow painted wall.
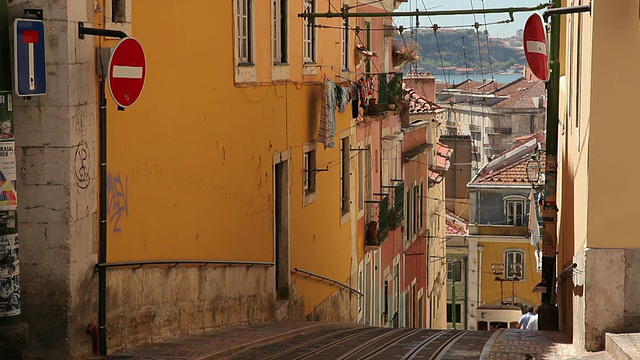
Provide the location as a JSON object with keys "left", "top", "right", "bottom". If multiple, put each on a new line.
{"left": 585, "top": 0, "right": 640, "bottom": 249}
{"left": 100, "top": 0, "right": 356, "bottom": 315}
{"left": 479, "top": 241, "right": 541, "bottom": 307}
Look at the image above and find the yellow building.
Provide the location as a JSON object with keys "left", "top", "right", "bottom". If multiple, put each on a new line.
{"left": 556, "top": 0, "right": 640, "bottom": 352}
{"left": 461, "top": 135, "right": 544, "bottom": 329}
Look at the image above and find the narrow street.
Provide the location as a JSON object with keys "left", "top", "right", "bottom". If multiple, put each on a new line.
{"left": 93, "top": 321, "right": 616, "bottom": 360}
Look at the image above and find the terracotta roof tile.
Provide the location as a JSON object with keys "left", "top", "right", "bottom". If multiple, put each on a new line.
{"left": 472, "top": 135, "right": 545, "bottom": 186}
{"left": 403, "top": 86, "right": 441, "bottom": 115}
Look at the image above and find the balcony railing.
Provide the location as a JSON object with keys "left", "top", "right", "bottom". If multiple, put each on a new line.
{"left": 469, "top": 124, "right": 481, "bottom": 132}
{"left": 390, "top": 181, "right": 404, "bottom": 229}
{"left": 365, "top": 194, "right": 390, "bottom": 248}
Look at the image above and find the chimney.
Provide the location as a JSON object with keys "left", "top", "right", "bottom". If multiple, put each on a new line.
{"left": 403, "top": 72, "right": 436, "bottom": 101}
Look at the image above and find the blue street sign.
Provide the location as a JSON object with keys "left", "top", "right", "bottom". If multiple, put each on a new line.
{"left": 13, "top": 19, "right": 46, "bottom": 96}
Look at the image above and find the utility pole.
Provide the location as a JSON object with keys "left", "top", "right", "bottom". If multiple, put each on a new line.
{"left": 0, "top": 2, "right": 29, "bottom": 359}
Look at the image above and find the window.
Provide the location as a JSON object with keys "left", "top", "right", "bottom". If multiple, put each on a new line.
{"left": 303, "top": 142, "right": 317, "bottom": 206}
{"left": 446, "top": 303, "right": 462, "bottom": 323}
{"left": 504, "top": 197, "right": 526, "bottom": 226}
{"left": 447, "top": 260, "right": 462, "bottom": 282}
{"left": 303, "top": 151, "right": 315, "bottom": 193}
{"left": 341, "top": 136, "right": 350, "bottom": 215}
{"left": 405, "top": 189, "right": 411, "bottom": 242}
{"left": 412, "top": 185, "right": 418, "bottom": 235}
{"left": 104, "top": 0, "right": 131, "bottom": 33}
{"left": 342, "top": 22, "right": 349, "bottom": 71}
{"left": 237, "top": 0, "right": 253, "bottom": 64}
{"left": 419, "top": 182, "right": 424, "bottom": 230}
{"left": 505, "top": 250, "right": 524, "bottom": 279}
{"left": 303, "top": 0, "right": 316, "bottom": 63}
{"left": 112, "top": 0, "right": 127, "bottom": 23}
{"left": 273, "top": 0, "right": 288, "bottom": 64}
{"left": 365, "top": 21, "right": 371, "bottom": 74}
{"left": 357, "top": 149, "right": 364, "bottom": 212}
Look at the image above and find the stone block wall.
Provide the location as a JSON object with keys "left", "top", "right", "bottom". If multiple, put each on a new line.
{"left": 573, "top": 247, "right": 640, "bottom": 352}
{"left": 105, "top": 265, "right": 276, "bottom": 353}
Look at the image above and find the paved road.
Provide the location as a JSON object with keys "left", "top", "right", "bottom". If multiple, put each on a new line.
{"left": 229, "top": 328, "right": 493, "bottom": 359}
{"left": 95, "top": 321, "right": 602, "bottom": 360}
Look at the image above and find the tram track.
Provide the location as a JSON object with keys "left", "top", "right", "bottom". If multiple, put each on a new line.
{"left": 261, "top": 327, "right": 385, "bottom": 360}
{"left": 404, "top": 330, "right": 469, "bottom": 360}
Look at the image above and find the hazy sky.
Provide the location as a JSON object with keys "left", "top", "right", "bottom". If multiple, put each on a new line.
{"left": 393, "top": 0, "right": 545, "bottom": 38}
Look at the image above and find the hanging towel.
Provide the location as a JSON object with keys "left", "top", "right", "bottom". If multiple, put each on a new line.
{"left": 318, "top": 79, "right": 336, "bottom": 149}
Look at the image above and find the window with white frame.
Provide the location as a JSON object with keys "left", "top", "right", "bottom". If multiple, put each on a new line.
{"left": 303, "top": 0, "right": 316, "bottom": 63}
{"left": 504, "top": 196, "right": 526, "bottom": 226}
{"left": 236, "top": 0, "right": 253, "bottom": 64}
{"left": 273, "top": 0, "right": 288, "bottom": 64}
{"left": 505, "top": 250, "right": 524, "bottom": 280}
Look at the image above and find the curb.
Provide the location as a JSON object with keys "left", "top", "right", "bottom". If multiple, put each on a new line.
{"left": 478, "top": 328, "right": 504, "bottom": 360}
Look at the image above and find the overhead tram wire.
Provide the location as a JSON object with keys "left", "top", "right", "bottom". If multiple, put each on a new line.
{"left": 480, "top": 0, "right": 497, "bottom": 88}
{"left": 469, "top": 0, "right": 486, "bottom": 84}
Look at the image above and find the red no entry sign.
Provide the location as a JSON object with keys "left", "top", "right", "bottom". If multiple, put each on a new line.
{"left": 108, "top": 37, "right": 146, "bottom": 108}
{"left": 523, "top": 14, "right": 549, "bottom": 82}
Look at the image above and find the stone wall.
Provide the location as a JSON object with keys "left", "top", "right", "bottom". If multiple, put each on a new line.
{"left": 105, "top": 265, "right": 276, "bottom": 353}
{"left": 10, "top": 0, "right": 98, "bottom": 359}
{"left": 573, "top": 247, "right": 640, "bottom": 352}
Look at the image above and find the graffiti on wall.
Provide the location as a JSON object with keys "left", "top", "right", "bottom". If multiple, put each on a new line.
{"left": 74, "top": 141, "right": 90, "bottom": 189}
{"left": 107, "top": 173, "right": 128, "bottom": 234}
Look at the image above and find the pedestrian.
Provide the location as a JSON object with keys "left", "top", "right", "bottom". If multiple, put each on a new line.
{"left": 517, "top": 306, "right": 534, "bottom": 329}
{"left": 527, "top": 307, "right": 539, "bottom": 330}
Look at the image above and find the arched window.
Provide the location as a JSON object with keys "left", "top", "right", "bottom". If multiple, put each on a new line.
{"left": 503, "top": 195, "right": 527, "bottom": 226}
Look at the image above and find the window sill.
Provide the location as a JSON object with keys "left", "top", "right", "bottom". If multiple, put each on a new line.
{"left": 303, "top": 192, "right": 317, "bottom": 207}
{"left": 272, "top": 64, "right": 290, "bottom": 81}
{"left": 303, "top": 63, "right": 319, "bottom": 76}
{"left": 236, "top": 63, "right": 257, "bottom": 83}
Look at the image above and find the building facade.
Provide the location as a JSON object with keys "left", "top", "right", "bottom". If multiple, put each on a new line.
{"left": 556, "top": 0, "right": 640, "bottom": 352}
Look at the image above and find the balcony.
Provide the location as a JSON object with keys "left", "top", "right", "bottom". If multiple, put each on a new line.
{"left": 469, "top": 124, "right": 481, "bottom": 133}
{"left": 365, "top": 73, "right": 403, "bottom": 116}
{"left": 486, "top": 127, "right": 512, "bottom": 135}
{"left": 469, "top": 224, "right": 529, "bottom": 236}
{"left": 365, "top": 194, "right": 390, "bottom": 249}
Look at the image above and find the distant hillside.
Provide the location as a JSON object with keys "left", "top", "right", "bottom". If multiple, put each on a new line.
{"left": 398, "top": 29, "right": 525, "bottom": 74}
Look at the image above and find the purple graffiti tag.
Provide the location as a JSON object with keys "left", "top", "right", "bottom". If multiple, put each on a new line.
{"left": 107, "top": 173, "right": 128, "bottom": 233}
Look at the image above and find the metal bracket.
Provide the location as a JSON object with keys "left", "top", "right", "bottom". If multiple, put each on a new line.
{"left": 23, "top": 9, "right": 43, "bottom": 20}
{"left": 78, "top": 21, "right": 128, "bottom": 40}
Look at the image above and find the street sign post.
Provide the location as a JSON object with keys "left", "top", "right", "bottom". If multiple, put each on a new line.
{"left": 523, "top": 13, "right": 549, "bottom": 82}
{"left": 13, "top": 18, "right": 46, "bottom": 96}
{"left": 107, "top": 37, "right": 146, "bottom": 109}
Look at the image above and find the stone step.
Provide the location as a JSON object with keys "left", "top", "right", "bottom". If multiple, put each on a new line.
{"left": 605, "top": 333, "right": 640, "bottom": 360}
